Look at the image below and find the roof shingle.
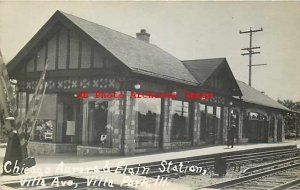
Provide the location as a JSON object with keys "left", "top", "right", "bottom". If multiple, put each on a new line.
{"left": 61, "top": 11, "right": 198, "bottom": 85}
{"left": 183, "top": 58, "right": 243, "bottom": 96}
{"left": 236, "top": 80, "right": 290, "bottom": 111}
{"left": 182, "top": 58, "right": 225, "bottom": 84}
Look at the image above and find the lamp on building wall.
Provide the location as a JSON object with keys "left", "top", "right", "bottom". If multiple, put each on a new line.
{"left": 134, "top": 83, "right": 141, "bottom": 90}
{"left": 123, "top": 78, "right": 141, "bottom": 90}
{"left": 229, "top": 101, "right": 234, "bottom": 116}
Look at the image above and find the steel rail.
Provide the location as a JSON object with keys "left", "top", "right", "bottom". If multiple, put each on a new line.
{"left": 270, "top": 179, "right": 300, "bottom": 190}
{"left": 243, "top": 156, "right": 300, "bottom": 174}
{"left": 116, "top": 148, "right": 300, "bottom": 177}
{"left": 201, "top": 163, "right": 300, "bottom": 189}
{"left": 2, "top": 146, "right": 300, "bottom": 189}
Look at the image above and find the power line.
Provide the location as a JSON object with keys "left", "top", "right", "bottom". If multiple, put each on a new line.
{"left": 240, "top": 27, "right": 266, "bottom": 87}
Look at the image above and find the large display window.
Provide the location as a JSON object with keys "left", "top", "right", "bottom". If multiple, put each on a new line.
{"left": 30, "top": 94, "right": 57, "bottom": 142}
{"left": 135, "top": 98, "right": 161, "bottom": 148}
{"left": 170, "top": 100, "right": 191, "bottom": 142}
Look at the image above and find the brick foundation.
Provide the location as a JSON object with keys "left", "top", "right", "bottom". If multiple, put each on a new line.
{"left": 28, "top": 142, "right": 77, "bottom": 155}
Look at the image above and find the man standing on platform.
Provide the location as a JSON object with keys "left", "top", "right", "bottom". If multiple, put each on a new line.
{"left": 227, "top": 113, "right": 236, "bottom": 148}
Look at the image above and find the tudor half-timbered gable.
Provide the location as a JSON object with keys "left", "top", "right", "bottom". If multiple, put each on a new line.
{"left": 14, "top": 26, "right": 125, "bottom": 93}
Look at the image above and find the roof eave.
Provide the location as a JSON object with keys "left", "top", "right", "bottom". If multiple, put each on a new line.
{"left": 131, "top": 68, "right": 199, "bottom": 86}
{"left": 235, "top": 98, "right": 293, "bottom": 113}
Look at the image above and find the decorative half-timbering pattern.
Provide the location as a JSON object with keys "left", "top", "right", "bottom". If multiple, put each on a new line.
{"left": 18, "top": 77, "right": 122, "bottom": 92}
{"left": 21, "top": 26, "right": 118, "bottom": 73}
{"left": 26, "top": 56, "right": 35, "bottom": 72}
{"left": 47, "top": 34, "right": 57, "bottom": 70}
{"left": 37, "top": 45, "right": 46, "bottom": 71}
{"left": 58, "top": 28, "right": 68, "bottom": 69}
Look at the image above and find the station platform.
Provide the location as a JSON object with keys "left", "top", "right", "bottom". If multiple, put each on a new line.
{"left": 1, "top": 140, "right": 300, "bottom": 190}
{"left": 30, "top": 140, "right": 300, "bottom": 169}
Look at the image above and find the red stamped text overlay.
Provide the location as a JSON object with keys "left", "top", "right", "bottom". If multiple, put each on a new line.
{"left": 76, "top": 91, "right": 214, "bottom": 100}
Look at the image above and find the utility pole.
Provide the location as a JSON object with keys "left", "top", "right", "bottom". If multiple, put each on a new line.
{"left": 240, "top": 27, "right": 266, "bottom": 86}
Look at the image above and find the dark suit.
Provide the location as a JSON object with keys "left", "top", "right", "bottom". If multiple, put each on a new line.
{"left": 227, "top": 126, "right": 235, "bottom": 148}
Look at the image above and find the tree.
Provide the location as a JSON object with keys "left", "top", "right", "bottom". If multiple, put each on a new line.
{"left": 277, "top": 99, "right": 300, "bottom": 137}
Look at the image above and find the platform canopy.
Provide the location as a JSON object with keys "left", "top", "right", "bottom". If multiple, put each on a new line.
{"left": 236, "top": 80, "right": 297, "bottom": 113}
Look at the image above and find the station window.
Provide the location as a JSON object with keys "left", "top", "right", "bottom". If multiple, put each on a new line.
{"left": 249, "top": 112, "right": 266, "bottom": 121}
{"left": 171, "top": 100, "right": 191, "bottom": 142}
{"left": 249, "top": 112, "right": 259, "bottom": 120}
{"left": 30, "top": 94, "right": 57, "bottom": 142}
{"left": 136, "top": 98, "right": 161, "bottom": 148}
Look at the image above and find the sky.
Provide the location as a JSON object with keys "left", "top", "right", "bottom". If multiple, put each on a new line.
{"left": 0, "top": 1, "right": 299, "bottom": 101}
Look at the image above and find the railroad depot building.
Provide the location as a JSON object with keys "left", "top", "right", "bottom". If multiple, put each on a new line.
{"left": 7, "top": 11, "right": 290, "bottom": 156}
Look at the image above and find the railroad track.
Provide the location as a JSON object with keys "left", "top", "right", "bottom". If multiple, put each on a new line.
{"left": 242, "top": 156, "right": 300, "bottom": 175}
{"left": 2, "top": 145, "right": 300, "bottom": 189}
{"left": 202, "top": 161, "right": 300, "bottom": 190}
{"left": 116, "top": 145, "right": 300, "bottom": 178}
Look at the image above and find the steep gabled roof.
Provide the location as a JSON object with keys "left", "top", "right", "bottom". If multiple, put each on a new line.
{"left": 236, "top": 80, "right": 290, "bottom": 111}
{"left": 182, "top": 58, "right": 242, "bottom": 96}
{"left": 7, "top": 11, "right": 198, "bottom": 86}
{"left": 182, "top": 58, "right": 224, "bottom": 84}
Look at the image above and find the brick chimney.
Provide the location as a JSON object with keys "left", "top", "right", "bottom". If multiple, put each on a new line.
{"left": 136, "top": 29, "right": 150, "bottom": 43}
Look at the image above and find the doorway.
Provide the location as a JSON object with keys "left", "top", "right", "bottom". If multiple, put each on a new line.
{"left": 269, "top": 116, "right": 275, "bottom": 142}
{"left": 206, "top": 105, "right": 215, "bottom": 144}
{"left": 247, "top": 112, "right": 268, "bottom": 143}
{"left": 57, "top": 94, "right": 79, "bottom": 144}
{"left": 88, "top": 100, "right": 110, "bottom": 147}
